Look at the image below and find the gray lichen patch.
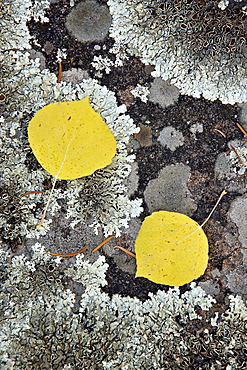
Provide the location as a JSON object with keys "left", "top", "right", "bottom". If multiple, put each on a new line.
{"left": 158, "top": 126, "right": 184, "bottom": 152}
{"left": 108, "top": 0, "right": 247, "bottom": 104}
{"left": 238, "top": 102, "right": 247, "bottom": 128}
{"left": 225, "top": 266, "right": 247, "bottom": 295}
{"left": 149, "top": 78, "right": 180, "bottom": 108}
{"left": 229, "top": 193, "right": 247, "bottom": 259}
{"left": 65, "top": 0, "right": 112, "bottom": 42}
{"left": 225, "top": 194, "right": 247, "bottom": 293}
{"left": 198, "top": 280, "right": 221, "bottom": 298}
{"left": 215, "top": 153, "right": 237, "bottom": 181}
{"left": 123, "top": 161, "right": 139, "bottom": 196}
{"left": 25, "top": 214, "right": 111, "bottom": 263}
{"left": 144, "top": 164, "right": 197, "bottom": 215}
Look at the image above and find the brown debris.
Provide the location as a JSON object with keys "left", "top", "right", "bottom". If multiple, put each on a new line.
{"left": 135, "top": 125, "right": 152, "bottom": 147}
{"left": 117, "top": 86, "right": 135, "bottom": 107}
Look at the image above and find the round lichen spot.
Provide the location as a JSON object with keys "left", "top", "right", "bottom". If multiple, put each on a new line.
{"left": 149, "top": 78, "right": 180, "bottom": 108}
{"left": 65, "top": 0, "right": 112, "bottom": 42}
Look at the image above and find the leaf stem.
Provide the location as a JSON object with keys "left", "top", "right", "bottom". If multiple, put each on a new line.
{"left": 200, "top": 190, "right": 227, "bottom": 228}
{"left": 36, "top": 176, "right": 58, "bottom": 229}
{"left": 170, "top": 190, "right": 227, "bottom": 249}
{"left": 57, "top": 61, "right": 62, "bottom": 83}
{"left": 21, "top": 190, "right": 44, "bottom": 197}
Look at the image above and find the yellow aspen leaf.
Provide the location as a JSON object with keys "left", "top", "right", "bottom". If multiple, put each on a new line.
{"left": 135, "top": 211, "right": 208, "bottom": 286}
{"left": 28, "top": 96, "right": 116, "bottom": 180}
{"left": 28, "top": 96, "right": 116, "bottom": 228}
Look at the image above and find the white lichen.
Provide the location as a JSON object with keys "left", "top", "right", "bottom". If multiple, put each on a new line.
{"left": 189, "top": 122, "right": 204, "bottom": 139}
{"left": 107, "top": 0, "right": 247, "bottom": 104}
{"left": 130, "top": 84, "right": 150, "bottom": 103}
{"left": 218, "top": 0, "right": 229, "bottom": 10}
{"left": 0, "top": 0, "right": 49, "bottom": 51}
{"left": 0, "top": 245, "right": 247, "bottom": 368}
{"left": 56, "top": 48, "right": 67, "bottom": 62}
{"left": 109, "top": 41, "right": 130, "bottom": 67}
{"left": 91, "top": 55, "right": 114, "bottom": 74}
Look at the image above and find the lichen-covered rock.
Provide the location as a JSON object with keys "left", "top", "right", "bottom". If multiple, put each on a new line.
{"left": 0, "top": 53, "right": 142, "bottom": 238}
{"left": 1, "top": 245, "right": 247, "bottom": 369}
{"left": 1, "top": 2, "right": 247, "bottom": 367}
{"left": 107, "top": 0, "right": 247, "bottom": 104}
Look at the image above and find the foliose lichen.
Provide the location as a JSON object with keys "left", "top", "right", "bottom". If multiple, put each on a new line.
{"left": 91, "top": 55, "right": 115, "bottom": 75}
{"left": 107, "top": 0, "right": 247, "bottom": 104}
{"left": 130, "top": 84, "right": 150, "bottom": 103}
{"left": 0, "top": 0, "right": 142, "bottom": 240}
{"left": 1, "top": 245, "right": 247, "bottom": 369}
{"left": 0, "top": 0, "right": 49, "bottom": 51}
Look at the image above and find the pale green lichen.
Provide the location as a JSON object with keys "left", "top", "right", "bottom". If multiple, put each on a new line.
{"left": 107, "top": 0, "right": 247, "bottom": 104}
{"left": 0, "top": 0, "right": 49, "bottom": 51}
{"left": 130, "top": 84, "right": 150, "bottom": 103}
{"left": 0, "top": 246, "right": 247, "bottom": 369}
{"left": 91, "top": 55, "right": 115, "bottom": 75}
{"left": 0, "top": 1, "right": 142, "bottom": 240}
